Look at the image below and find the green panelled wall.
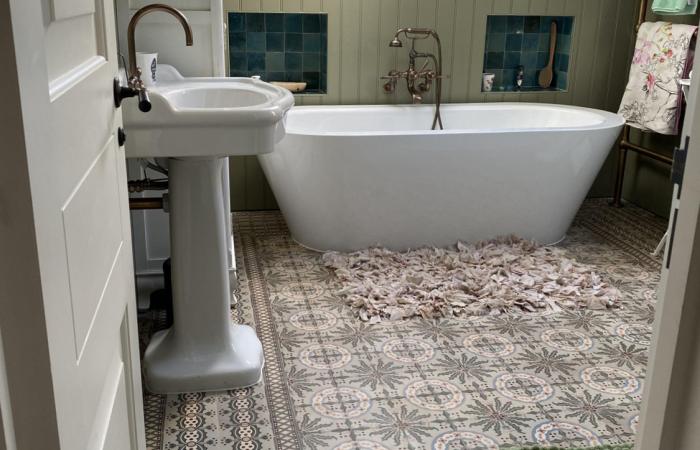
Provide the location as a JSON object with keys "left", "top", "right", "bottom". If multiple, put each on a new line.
{"left": 224, "top": 0, "right": 693, "bottom": 216}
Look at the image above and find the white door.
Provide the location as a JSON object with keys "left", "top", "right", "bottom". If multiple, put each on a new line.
{"left": 1, "top": 0, "right": 145, "bottom": 449}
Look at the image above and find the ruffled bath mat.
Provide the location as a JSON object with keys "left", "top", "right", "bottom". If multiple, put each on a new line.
{"left": 506, "top": 446, "right": 632, "bottom": 450}
{"left": 323, "top": 236, "right": 620, "bottom": 322}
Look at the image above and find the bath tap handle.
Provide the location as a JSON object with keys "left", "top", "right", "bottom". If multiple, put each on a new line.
{"left": 381, "top": 70, "right": 404, "bottom": 80}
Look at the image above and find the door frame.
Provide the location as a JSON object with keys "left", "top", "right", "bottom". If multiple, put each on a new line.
{"left": 636, "top": 39, "right": 700, "bottom": 448}
{"left": 3, "top": 2, "right": 700, "bottom": 449}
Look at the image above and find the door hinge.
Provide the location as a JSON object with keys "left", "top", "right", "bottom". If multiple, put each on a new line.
{"left": 671, "top": 136, "right": 689, "bottom": 199}
{"left": 118, "top": 127, "right": 127, "bottom": 147}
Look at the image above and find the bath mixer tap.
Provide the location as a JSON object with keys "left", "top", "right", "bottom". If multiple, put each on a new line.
{"left": 124, "top": 3, "right": 194, "bottom": 112}
{"left": 383, "top": 28, "right": 446, "bottom": 130}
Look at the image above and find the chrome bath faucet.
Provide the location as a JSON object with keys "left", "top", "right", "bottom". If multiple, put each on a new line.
{"left": 382, "top": 28, "right": 446, "bottom": 130}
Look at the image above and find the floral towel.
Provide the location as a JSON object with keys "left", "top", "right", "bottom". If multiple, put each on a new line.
{"left": 619, "top": 22, "right": 697, "bottom": 135}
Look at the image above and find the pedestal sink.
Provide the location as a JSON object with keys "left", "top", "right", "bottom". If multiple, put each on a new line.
{"left": 123, "top": 65, "right": 293, "bottom": 393}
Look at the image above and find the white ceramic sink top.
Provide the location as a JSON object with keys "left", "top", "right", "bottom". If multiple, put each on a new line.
{"left": 123, "top": 65, "right": 294, "bottom": 158}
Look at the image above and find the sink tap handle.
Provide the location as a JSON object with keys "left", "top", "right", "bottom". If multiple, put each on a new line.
{"left": 137, "top": 88, "right": 152, "bottom": 112}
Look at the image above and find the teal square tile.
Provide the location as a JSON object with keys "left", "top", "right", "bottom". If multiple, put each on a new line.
{"left": 507, "top": 15, "right": 524, "bottom": 34}
{"left": 487, "top": 33, "right": 505, "bottom": 52}
{"left": 229, "top": 32, "right": 246, "bottom": 52}
{"left": 524, "top": 16, "right": 540, "bottom": 33}
{"left": 521, "top": 51, "right": 538, "bottom": 69}
{"left": 505, "top": 33, "right": 522, "bottom": 52}
{"left": 285, "top": 71, "right": 302, "bottom": 82}
{"left": 523, "top": 33, "right": 539, "bottom": 51}
{"left": 284, "top": 14, "right": 302, "bottom": 32}
{"left": 229, "top": 13, "right": 244, "bottom": 32}
{"left": 303, "top": 53, "right": 320, "bottom": 71}
{"left": 266, "top": 52, "right": 285, "bottom": 71}
{"left": 488, "top": 16, "right": 506, "bottom": 33}
{"left": 504, "top": 51, "right": 520, "bottom": 68}
{"left": 286, "top": 33, "right": 303, "bottom": 52}
{"left": 557, "top": 35, "right": 571, "bottom": 54}
{"left": 303, "top": 34, "right": 320, "bottom": 52}
{"left": 246, "top": 13, "right": 264, "bottom": 32}
{"left": 230, "top": 52, "right": 247, "bottom": 71}
{"left": 486, "top": 52, "right": 504, "bottom": 69}
{"left": 285, "top": 52, "right": 302, "bottom": 71}
{"left": 303, "top": 14, "right": 320, "bottom": 33}
{"left": 267, "top": 33, "right": 284, "bottom": 52}
{"left": 265, "top": 13, "right": 284, "bottom": 32}
{"left": 247, "top": 52, "right": 265, "bottom": 72}
{"left": 247, "top": 32, "right": 266, "bottom": 52}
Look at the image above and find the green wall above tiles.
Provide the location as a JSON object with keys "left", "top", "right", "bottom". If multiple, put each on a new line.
{"left": 228, "top": 12, "right": 328, "bottom": 93}
{"left": 484, "top": 15, "right": 573, "bottom": 92}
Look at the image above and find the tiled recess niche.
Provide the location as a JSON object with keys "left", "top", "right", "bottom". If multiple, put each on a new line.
{"left": 228, "top": 12, "right": 328, "bottom": 93}
{"left": 483, "top": 15, "right": 573, "bottom": 92}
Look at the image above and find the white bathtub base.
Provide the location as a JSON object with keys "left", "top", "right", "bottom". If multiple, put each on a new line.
{"left": 260, "top": 103, "right": 625, "bottom": 252}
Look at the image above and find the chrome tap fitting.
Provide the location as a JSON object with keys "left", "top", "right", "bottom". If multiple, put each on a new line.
{"left": 125, "top": 3, "right": 194, "bottom": 112}
{"left": 383, "top": 28, "right": 446, "bottom": 130}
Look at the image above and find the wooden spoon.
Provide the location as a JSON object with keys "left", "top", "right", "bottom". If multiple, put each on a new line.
{"left": 538, "top": 20, "right": 557, "bottom": 88}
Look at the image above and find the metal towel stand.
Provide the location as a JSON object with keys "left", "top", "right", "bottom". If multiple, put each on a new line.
{"left": 611, "top": 0, "right": 677, "bottom": 207}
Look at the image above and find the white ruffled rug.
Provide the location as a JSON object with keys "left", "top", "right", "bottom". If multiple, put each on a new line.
{"left": 322, "top": 236, "right": 620, "bottom": 322}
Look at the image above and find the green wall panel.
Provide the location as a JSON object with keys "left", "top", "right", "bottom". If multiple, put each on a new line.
{"left": 225, "top": 0, "right": 695, "bottom": 217}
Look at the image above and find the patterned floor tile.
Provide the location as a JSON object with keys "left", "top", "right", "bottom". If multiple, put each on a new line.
{"left": 140, "top": 200, "right": 666, "bottom": 449}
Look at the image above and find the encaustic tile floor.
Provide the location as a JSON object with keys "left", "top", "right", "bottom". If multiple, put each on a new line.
{"left": 140, "top": 199, "right": 666, "bottom": 450}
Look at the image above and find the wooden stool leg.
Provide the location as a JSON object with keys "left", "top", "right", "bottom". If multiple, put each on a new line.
{"left": 611, "top": 145, "right": 628, "bottom": 208}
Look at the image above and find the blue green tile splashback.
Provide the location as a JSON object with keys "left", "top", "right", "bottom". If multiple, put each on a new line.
{"left": 483, "top": 15, "right": 574, "bottom": 92}
{"left": 229, "top": 12, "right": 328, "bottom": 93}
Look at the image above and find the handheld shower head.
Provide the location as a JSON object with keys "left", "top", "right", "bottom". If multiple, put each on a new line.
{"left": 389, "top": 36, "right": 403, "bottom": 47}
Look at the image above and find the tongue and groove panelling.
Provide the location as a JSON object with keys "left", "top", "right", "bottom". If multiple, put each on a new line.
{"left": 224, "top": 0, "right": 639, "bottom": 211}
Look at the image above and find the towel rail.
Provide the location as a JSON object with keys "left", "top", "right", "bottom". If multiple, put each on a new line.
{"left": 611, "top": 0, "right": 677, "bottom": 207}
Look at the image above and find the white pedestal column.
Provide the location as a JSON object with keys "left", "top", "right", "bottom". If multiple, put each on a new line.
{"left": 143, "top": 156, "right": 263, "bottom": 394}
{"left": 222, "top": 158, "right": 235, "bottom": 272}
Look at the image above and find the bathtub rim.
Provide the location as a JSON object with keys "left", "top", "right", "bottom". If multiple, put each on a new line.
{"left": 283, "top": 102, "right": 625, "bottom": 137}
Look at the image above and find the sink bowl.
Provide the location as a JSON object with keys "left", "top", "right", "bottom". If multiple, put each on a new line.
{"left": 123, "top": 64, "right": 294, "bottom": 158}
{"left": 165, "top": 87, "right": 270, "bottom": 109}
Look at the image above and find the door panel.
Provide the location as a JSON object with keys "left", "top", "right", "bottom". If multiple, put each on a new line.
{"left": 8, "top": 0, "right": 146, "bottom": 447}
{"left": 62, "top": 137, "right": 124, "bottom": 358}
{"left": 45, "top": 18, "right": 100, "bottom": 82}
{"left": 50, "top": 0, "right": 96, "bottom": 21}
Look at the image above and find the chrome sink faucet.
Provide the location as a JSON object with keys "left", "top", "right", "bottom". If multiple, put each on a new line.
{"left": 124, "top": 3, "right": 194, "bottom": 112}
{"left": 382, "top": 28, "right": 446, "bottom": 130}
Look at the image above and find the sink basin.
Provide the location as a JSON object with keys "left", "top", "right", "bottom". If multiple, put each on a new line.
{"left": 123, "top": 64, "right": 294, "bottom": 158}
{"left": 165, "top": 87, "right": 270, "bottom": 109}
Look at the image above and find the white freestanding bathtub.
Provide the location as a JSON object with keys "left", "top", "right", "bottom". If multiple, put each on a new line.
{"left": 259, "top": 103, "right": 625, "bottom": 252}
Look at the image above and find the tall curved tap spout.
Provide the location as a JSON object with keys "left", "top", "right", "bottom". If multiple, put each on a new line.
{"left": 127, "top": 4, "right": 194, "bottom": 83}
